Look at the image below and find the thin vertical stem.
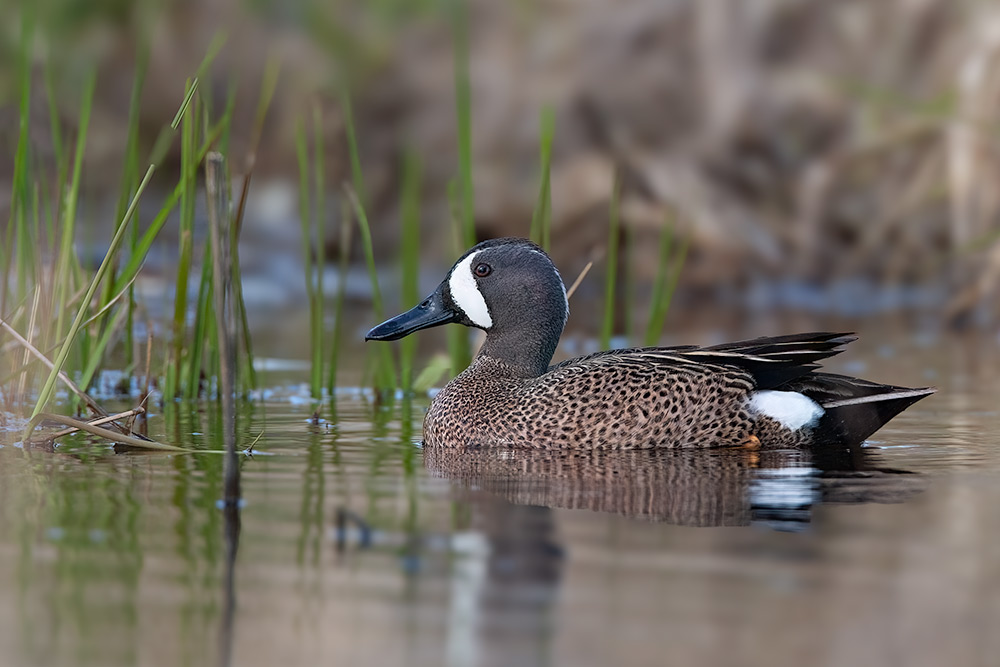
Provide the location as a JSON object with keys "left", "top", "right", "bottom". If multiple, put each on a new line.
{"left": 600, "top": 172, "right": 622, "bottom": 350}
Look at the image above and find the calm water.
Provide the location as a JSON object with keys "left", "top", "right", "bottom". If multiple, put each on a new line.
{"left": 2, "top": 329, "right": 999, "bottom": 667}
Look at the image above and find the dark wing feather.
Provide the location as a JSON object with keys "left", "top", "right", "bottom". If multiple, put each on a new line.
{"left": 549, "top": 332, "right": 856, "bottom": 389}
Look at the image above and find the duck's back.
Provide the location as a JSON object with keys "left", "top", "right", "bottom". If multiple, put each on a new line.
{"left": 424, "top": 351, "right": 773, "bottom": 449}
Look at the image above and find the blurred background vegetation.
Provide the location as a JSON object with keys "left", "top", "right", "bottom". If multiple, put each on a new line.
{"left": 4, "top": 0, "right": 1000, "bottom": 344}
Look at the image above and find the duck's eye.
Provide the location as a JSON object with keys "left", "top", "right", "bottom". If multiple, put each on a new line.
{"left": 474, "top": 263, "right": 492, "bottom": 278}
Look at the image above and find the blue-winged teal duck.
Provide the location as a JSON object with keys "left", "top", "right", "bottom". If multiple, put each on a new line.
{"left": 366, "top": 238, "right": 935, "bottom": 449}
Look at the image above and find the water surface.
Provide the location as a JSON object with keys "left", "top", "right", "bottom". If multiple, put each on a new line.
{"left": 1, "top": 329, "right": 999, "bottom": 667}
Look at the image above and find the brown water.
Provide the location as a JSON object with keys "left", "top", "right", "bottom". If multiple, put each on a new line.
{"left": 1, "top": 329, "right": 998, "bottom": 667}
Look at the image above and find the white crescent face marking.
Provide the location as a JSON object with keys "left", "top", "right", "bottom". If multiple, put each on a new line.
{"left": 748, "top": 390, "right": 824, "bottom": 430}
{"left": 449, "top": 252, "right": 493, "bottom": 329}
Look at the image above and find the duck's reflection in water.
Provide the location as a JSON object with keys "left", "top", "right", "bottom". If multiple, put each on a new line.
{"left": 426, "top": 445, "right": 924, "bottom": 666}
{"left": 426, "top": 444, "right": 923, "bottom": 529}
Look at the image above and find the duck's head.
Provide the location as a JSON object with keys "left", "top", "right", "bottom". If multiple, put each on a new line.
{"left": 366, "top": 238, "right": 569, "bottom": 376}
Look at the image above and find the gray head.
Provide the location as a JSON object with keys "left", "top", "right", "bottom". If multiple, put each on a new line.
{"left": 366, "top": 238, "right": 569, "bottom": 377}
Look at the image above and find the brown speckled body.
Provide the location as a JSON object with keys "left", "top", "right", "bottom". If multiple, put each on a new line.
{"left": 425, "top": 353, "right": 808, "bottom": 450}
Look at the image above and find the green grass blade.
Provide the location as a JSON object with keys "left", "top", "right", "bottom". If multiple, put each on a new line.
{"left": 340, "top": 87, "right": 369, "bottom": 209}
{"left": 643, "top": 221, "right": 673, "bottom": 346}
{"left": 326, "top": 198, "right": 353, "bottom": 397}
{"left": 76, "top": 301, "right": 130, "bottom": 397}
{"left": 399, "top": 148, "right": 422, "bottom": 391}
{"left": 8, "top": 11, "right": 35, "bottom": 312}
{"left": 295, "top": 117, "right": 321, "bottom": 399}
{"left": 345, "top": 185, "right": 397, "bottom": 393}
{"left": 312, "top": 105, "right": 327, "bottom": 399}
{"left": 170, "top": 80, "right": 199, "bottom": 398}
{"left": 446, "top": 180, "right": 471, "bottom": 373}
{"left": 52, "top": 69, "right": 97, "bottom": 339}
{"left": 452, "top": 0, "right": 476, "bottom": 249}
{"left": 113, "top": 113, "right": 224, "bottom": 295}
{"left": 529, "top": 107, "right": 555, "bottom": 251}
{"left": 600, "top": 172, "right": 622, "bottom": 350}
{"left": 184, "top": 242, "right": 215, "bottom": 399}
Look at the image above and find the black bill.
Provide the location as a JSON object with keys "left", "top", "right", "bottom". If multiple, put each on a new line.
{"left": 365, "top": 283, "right": 461, "bottom": 341}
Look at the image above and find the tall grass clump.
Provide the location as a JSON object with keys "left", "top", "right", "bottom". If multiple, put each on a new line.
{"left": 0, "top": 30, "right": 268, "bottom": 429}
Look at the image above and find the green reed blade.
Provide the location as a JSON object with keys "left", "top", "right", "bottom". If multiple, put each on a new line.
{"left": 185, "top": 242, "right": 215, "bottom": 399}
{"left": 399, "top": 148, "right": 422, "bottom": 391}
{"left": 103, "top": 45, "right": 148, "bottom": 377}
{"left": 340, "top": 86, "right": 369, "bottom": 210}
{"left": 225, "top": 59, "right": 278, "bottom": 396}
{"left": 643, "top": 220, "right": 673, "bottom": 346}
{"left": 251, "top": 55, "right": 281, "bottom": 159}
{"left": 77, "top": 301, "right": 130, "bottom": 397}
{"left": 295, "top": 117, "right": 321, "bottom": 399}
{"left": 644, "top": 220, "right": 689, "bottom": 346}
{"left": 170, "top": 81, "right": 199, "bottom": 398}
{"left": 624, "top": 223, "right": 636, "bottom": 342}
{"left": 446, "top": 180, "right": 471, "bottom": 373}
{"left": 341, "top": 90, "right": 398, "bottom": 393}
{"left": 105, "top": 46, "right": 148, "bottom": 297}
{"left": 8, "top": 12, "right": 35, "bottom": 313}
{"left": 346, "top": 185, "right": 398, "bottom": 393}
{"left": 51, "top": 70, "right": 97, "bottom": 341}
{"left": 43, "top": 67, "right": 69, "bottom": 248}
{"left": 326, "top": 198, "right": 353, "bottom": 398}
{"left": 530, "top": 107, "right": 555, "bottom": 251}
{"left": 452, "top": 0, "right": 476, "bottom": 249}
{"left": 312, "top": 105, "right": 327, "bottom": 399}
{"left": 600, "top": 171, "right": 622, "bottom": 350}
{"left": 113, "top": 110, "right": 223, "bottom": 296}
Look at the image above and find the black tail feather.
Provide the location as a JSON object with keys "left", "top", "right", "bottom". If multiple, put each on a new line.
{"left": 781, "top": 373, "right": 936, "bottom": 445}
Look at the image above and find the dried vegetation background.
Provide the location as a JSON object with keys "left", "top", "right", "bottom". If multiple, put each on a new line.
{"left": 5, "top": 0, "right": 1000, "bottom": 324}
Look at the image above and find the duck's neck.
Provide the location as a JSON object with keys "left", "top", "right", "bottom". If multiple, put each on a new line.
{"left": 476, "top": 319, "right": 562, "bottom": 378}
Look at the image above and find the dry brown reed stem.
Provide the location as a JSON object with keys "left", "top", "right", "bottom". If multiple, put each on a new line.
{"left": 565, "top": 261, "right": 593, "bottom": 301}
{"left": 0, "top": 317, "right": 113, "bottom": 423}
{"left": 948, "top": 15, "right": 1000, "bottom": 252}
{"left": 206, "top": 151, "right": 240, "bottom": 505}
{"left": 46, "top": 408, "right": 146, "bottom": 440}
{"left": 31, "top": 412, "right": 185, "bottom": 452}
{"left": 137, "top": 329, "right": 153, "bottom": 436}
{"left": 16, "top": 287, "right": 42, "bottom": 404}
{"left": 0, "top": 274, "right": 136, "bottom": 391}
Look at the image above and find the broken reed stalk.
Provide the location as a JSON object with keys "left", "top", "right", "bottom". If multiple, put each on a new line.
{"left": 1, "top": 317, "right": 173, "bottom": 450}
{"left": 46, "top": 408, "right": 146, "bottom": 440}
{"left": 31, "top": 413, "right": 185, "bottom": 452}
{"left": 206, "top": 152, "right": 240, "bottom": 505}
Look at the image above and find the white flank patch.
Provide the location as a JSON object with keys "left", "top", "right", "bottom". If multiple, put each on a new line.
{"left": 449, "top": 252, "right": 493, "bottom": 328}
{"left": 748, "top": 390, "right": 824, "bottom": 430}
